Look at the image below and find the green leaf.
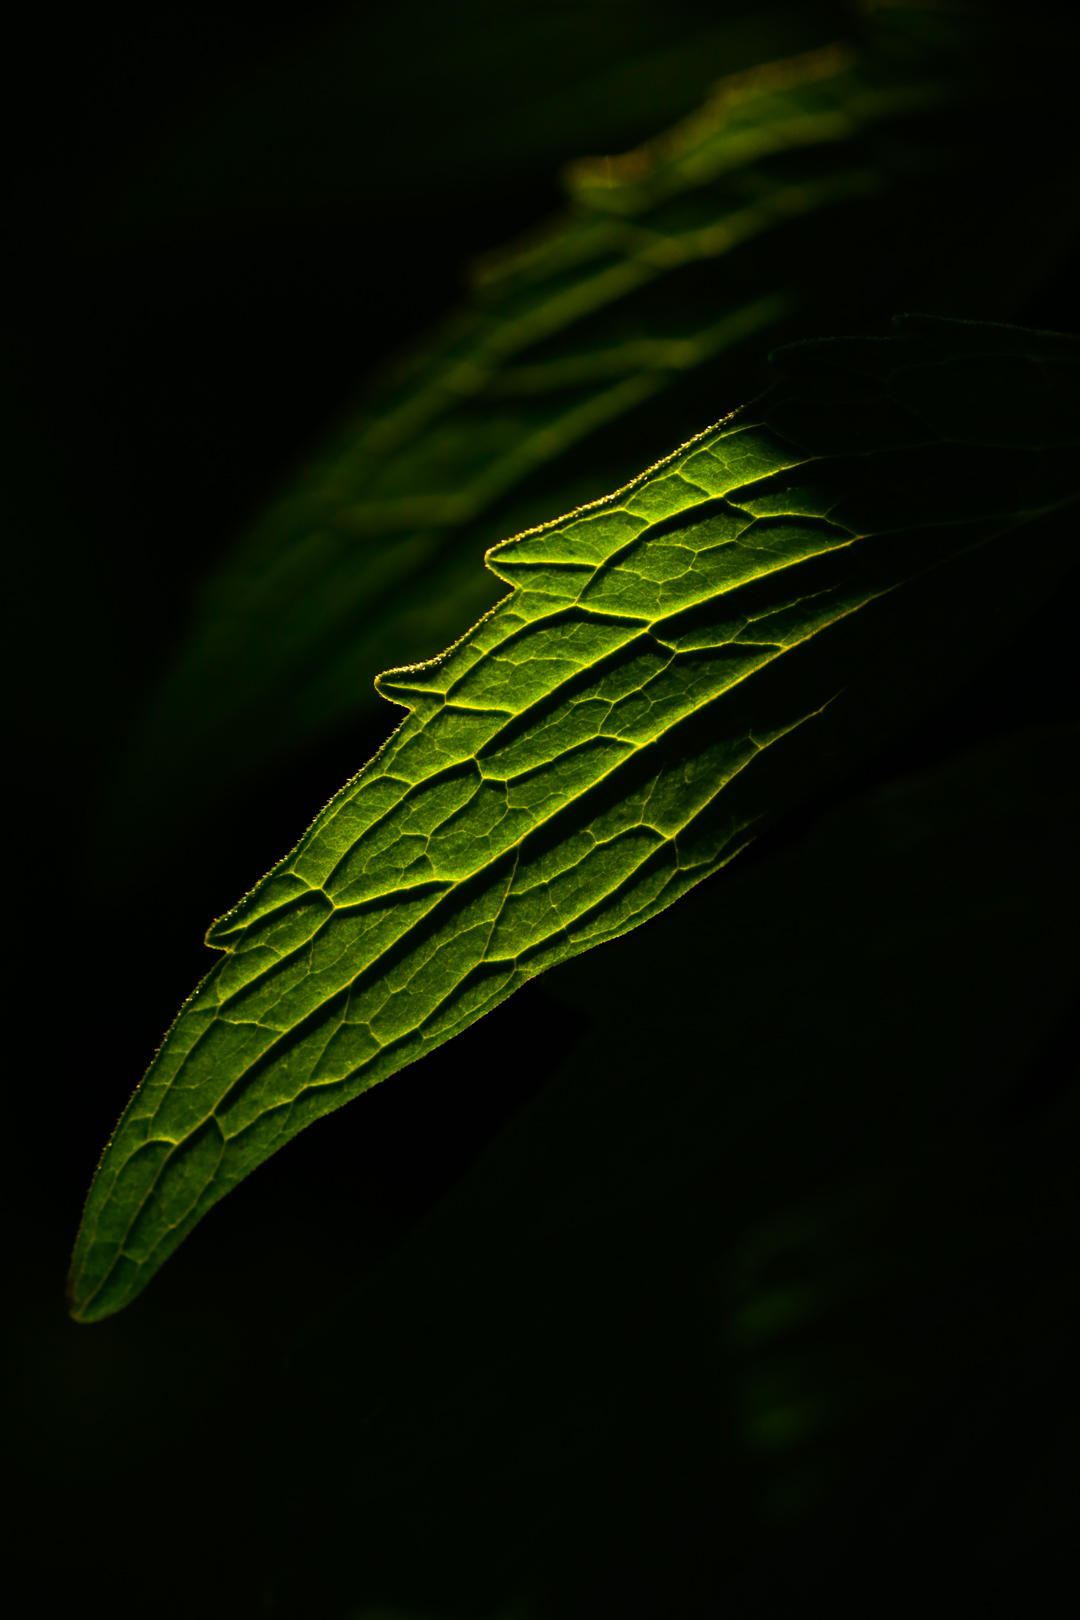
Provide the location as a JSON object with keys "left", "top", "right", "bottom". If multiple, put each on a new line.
{"left": 105, "top": 10, "right": 1007, "bottom": 866}
{"left": 69, "top": 314, "right": 1080, "bottom": 1321}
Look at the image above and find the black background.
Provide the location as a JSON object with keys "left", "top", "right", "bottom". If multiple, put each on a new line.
{"left": 6, "top": 4, "right": 1078, "bottom": 1616}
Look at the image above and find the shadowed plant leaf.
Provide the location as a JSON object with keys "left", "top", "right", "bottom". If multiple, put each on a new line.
{"left": 68, "top": 314, "right": 1080, "bottom": 1321}
{"left": 106, "top": 4, "right": 1026, "bottom": 868}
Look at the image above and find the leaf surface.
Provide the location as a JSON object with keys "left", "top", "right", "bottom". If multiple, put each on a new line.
{"left": 69, "top": 315, "right": 1080, "bottom": 1320}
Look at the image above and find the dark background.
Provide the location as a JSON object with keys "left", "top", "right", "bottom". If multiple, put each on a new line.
{"left": 6, "top": 4, "right": 1078, "bottom": 1616}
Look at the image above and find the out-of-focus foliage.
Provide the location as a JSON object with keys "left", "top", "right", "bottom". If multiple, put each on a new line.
{"left": 69, "top": 315, "right": 1080, "bottom": 1321}
{"left": 104, "top": 0, "right": 1073, "bottom": 867}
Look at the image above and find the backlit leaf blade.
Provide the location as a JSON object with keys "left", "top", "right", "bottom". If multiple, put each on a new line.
{"left": 69, "top": 316, "right": 1080, "bottom": 1321}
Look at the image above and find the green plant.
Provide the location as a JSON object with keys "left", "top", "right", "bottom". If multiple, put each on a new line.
{"left": 28, "top": 2, "right": 1079, "bottom": 1616}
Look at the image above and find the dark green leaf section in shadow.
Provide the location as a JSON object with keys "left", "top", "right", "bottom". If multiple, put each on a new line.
{"left": 68, "top": 315, "right": 1080, "bottom": 1321}
{"left": 106, "top": 5, "right": 1005, "bottom": 861}
{"left": 277, "top": 723, "right": 1080, "bottom": 1619}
